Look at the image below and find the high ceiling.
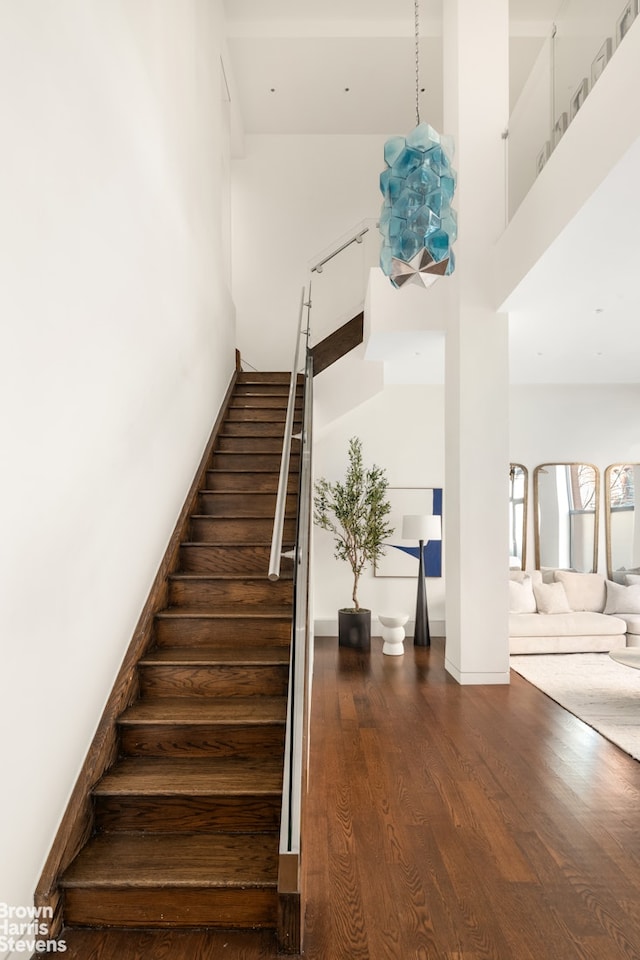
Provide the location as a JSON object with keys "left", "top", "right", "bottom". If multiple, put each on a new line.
{"left": 223, "top": 1, "right": 640, "bottom": 385}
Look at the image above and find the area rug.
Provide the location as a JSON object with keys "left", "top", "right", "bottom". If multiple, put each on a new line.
{"left": 510, "top": 653, "right": 640, "bottom": 761}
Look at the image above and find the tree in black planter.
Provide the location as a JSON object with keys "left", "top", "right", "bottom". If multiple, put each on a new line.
{"left": 314, "top": 436, "right": 394, "bottom": 649}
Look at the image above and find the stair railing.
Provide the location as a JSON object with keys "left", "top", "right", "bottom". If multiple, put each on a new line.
{"left": 310, "top": 224, "right": 369, "bottom": 274}
{"left": 269, "top": 285, "right": 309, "bottom": 582}
{"left": 271, "top": 287, "right": 313, "bottom": 953}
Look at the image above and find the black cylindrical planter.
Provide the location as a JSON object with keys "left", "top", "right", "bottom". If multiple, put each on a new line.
{"left": 338, "top": 609, "right": 371, "bottom": 650}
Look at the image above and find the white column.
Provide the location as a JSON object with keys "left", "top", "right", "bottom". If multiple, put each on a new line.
{"left": 442, "top": 0, "right": 510, "bottom": 684}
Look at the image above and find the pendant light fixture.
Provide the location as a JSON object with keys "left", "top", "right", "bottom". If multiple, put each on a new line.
{"left": 379, "top": 0, "right": 457, "bottom": 289}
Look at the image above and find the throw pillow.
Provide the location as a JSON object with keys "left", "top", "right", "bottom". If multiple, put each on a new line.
{"left": 533, "top": 581, "right": 571, "bottom": 615}
{"left": 625, "top": 574, "right": 640, "bottom": 586}
{"left": 553, "top": 571, "right": 606, "bottom": 612}
{"left": 509, "top": 576, "right": 537, "bottom": 613}
{"left": 604, "top": 580, "right": 640, "bottom": 615}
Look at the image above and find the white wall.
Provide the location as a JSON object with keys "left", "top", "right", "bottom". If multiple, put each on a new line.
{"left": 231, "top": 134, "right": 387, "bottom": 371}
{"left": 313, "top": 385, "right": 446, "bottom": 635}
{"left": 0, "top": 0, "right": 235, "bottom": 928}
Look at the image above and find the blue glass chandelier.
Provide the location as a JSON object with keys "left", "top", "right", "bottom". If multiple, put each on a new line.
{"left": 379, "top": 1, "right": 457, "bottom": 289}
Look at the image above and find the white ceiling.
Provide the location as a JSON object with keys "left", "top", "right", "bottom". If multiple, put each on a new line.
{"left": 223, "top": 1, "right": 640, "bottom": 385}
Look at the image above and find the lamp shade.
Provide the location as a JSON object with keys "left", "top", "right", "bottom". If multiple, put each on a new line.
{"left": 402, "top": 514, "right": 441, "bottom": 541}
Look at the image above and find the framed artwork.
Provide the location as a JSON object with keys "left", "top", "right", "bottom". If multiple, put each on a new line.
{"left": 591, "top": 38, "right": 613, "bottom": 85}
{"left": 570, "top": 78, "right": 589, "bottom": 119}
{"left": 535, "top": 141, "right": 551, "bottom": 176}
{"left": 553, "top": 112, "right": 568, "bottom": 147}
{"left": 374, "top": 486, "right": 443, "bottom": 578}
{"left": 616, "top": 0, "right": 638, "bottom": 46}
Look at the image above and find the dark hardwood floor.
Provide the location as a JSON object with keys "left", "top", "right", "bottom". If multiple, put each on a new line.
{"left": 54, "top": 636, "right": 640, "bottom": 960}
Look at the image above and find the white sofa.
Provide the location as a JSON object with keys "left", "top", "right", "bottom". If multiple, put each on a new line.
{"left": 509, "top": 569, "right": 640, "bottom": 654}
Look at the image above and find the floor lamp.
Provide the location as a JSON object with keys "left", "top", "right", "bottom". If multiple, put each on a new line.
{"left": 402, "top": 514, "right": 442, "bottom": 647}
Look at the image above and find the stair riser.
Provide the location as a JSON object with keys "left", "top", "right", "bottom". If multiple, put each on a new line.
{"left": 179, "top": 544, "right": 294, "bottom": 575}
{"left": 63, "top": 887, "right": 277, "bottom": 928}
{"left": 169, "top": 578, "right": 293, "bottom": 607}
{"left": 217, "top": 436, "right": 298, "bottom": 454}
{"left": 205, "top": 471, "right": 298, "bottom": 493}
{"left": 222, "top": 422, "right": 301, "bottom": 438}
{"left": 94, "top": 796, "right": 282, "bottom": 833}
{"left": 230, "top": 396, "right": 292, "bottom": 410}
{"left": 210, "top": 453, "right": 299, "bottom": 471}
{"left": 119, "top": 724, "right": 286, "bottom": 759}
{"left": 154, "top": 617, "right": 291, "bottom": 647}
{"left": 138, "top": 664, "right": 289, "bottom": 698}
{"left": 238, "top": 372, "right": 297, "bottom": 384}
{"left": 190, "top": 516, "right": 296, "bottom": 542}
{"left": 197, "top": 491, "right": 297, "bottom": 517}
{"left": 226, "top": 407, "right": 289, "bottom": 422}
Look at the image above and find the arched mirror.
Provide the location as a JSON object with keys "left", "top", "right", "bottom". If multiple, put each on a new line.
{"left": 509, "top": 463, "right": 528, "bottom": 570}
{"left": 605, "top": 464, "right": 640, "bottom": 581}
{"left": 534, "top": 463, "right": 599, "bottom": 573}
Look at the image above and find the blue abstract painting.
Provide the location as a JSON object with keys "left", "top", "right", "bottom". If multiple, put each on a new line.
{"left": 375, "top": 487, "right": 443, "bottom": 578}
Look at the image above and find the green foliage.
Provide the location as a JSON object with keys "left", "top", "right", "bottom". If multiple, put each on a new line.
{"left": 314, "top": 437, "right": 394, "bottom": 611}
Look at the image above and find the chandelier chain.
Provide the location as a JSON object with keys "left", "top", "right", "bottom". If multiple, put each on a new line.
{"left": 415, "top": 0, "right": 420, "bottom": 126}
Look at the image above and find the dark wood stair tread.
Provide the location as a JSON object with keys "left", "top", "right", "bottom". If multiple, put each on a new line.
{"left": 169, "top": 572, "right": 293, "bottom": 583}
{"left": 119, "top": 697, "right": 287, "bottom": 725}
{"left": 141, "top": 645, "right": 290, "bottom": 665}
{"left": 156, "top": 606, "right": 292, "bottom": 620}
{"left": 95, "top": 757, "right": 283, "bottom": 796}
{"left": 62, "top": 833, "right": 278, "bottom": 888}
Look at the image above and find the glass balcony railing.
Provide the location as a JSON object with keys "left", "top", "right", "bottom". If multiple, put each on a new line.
{"left": 508, "top": 0, "right": 635, "bottom": 219}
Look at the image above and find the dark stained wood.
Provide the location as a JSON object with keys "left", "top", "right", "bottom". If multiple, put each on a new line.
{"left": 179, "top": 543, "right": 294, "bottom": 575}
{"left": 42, "top": 366, "right": 305, "bottom": 938}
{"left": 153, "top": 611, "right": 292, "bottom": 647}
{"left": 190, "top": 515, "right": 297, "bottom": 543}
{"left": 310, "top": 312, "right": 364, "bottom": 375}
{"left": 138, "top": 646, "right": 289, "bottom": 698}
{"left": 59, "top": 635, "right": 640, "bottom": 959}
{"left": 168, "top": 573, "right": 293, "bottom": 607}
{"left": 217, "top": 435, "right": 297, "bottom": 453}
{"left": 205, "top": 469, "right": 299, "bottom": 492}
{"left": 197, "top": 490, "right": 298, "bottom": 516}
{"left": 211, "top": 452, "right": 299, "bottom": 472}
{"left": 34, "top": 367, "right": 240, "bottom": 932}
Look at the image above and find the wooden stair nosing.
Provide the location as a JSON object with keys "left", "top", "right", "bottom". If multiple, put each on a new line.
{"left": 140, "top": 644, "right": 290, "bottom": 665}
{"left": 155, "top": 606, "right": 293, "bottom": 620}
{"left": 118, "top": 696, "right": 287, "bottom": 725}
{"left": 61, "top": 833, "right": 278, "bottom": 888}
{"left": 93, "top": 757, "right": 283, "bottom": 797}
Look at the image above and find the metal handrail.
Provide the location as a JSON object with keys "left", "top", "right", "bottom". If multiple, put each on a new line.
{"left": 276, "top": 327, "right": 314, "bottom": 954}
{"left": 310, "top": 226, "right": 369, "bottom": 274}
{"left": 268, "top": 286, "right": 309, "bottom": 581}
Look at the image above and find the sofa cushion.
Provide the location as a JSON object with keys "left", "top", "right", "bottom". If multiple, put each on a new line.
{"left": 616, "top": 613, "right": 640, "bottom": 636}
{"left": 604, "top": 580, "right": 640, "bottom": 614}
{"left": 509, "top": 611, "right": 626, "bottom": 638}
{"left": 553, "top": 571, "right": 606, "bottom": 612}
{"left": 533, "top": 581, "right": 571, "bottom": 615}
{"left": 509, "top": 575, "right": 537, "bottom": 613}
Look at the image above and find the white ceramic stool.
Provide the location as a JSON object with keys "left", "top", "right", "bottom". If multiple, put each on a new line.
{"left": 380, "top": 614, "right": 409, "bottom": 656}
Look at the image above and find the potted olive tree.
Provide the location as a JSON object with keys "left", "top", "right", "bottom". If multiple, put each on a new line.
{"left": 314, "top": 437, "right": 394, "bottom": 649}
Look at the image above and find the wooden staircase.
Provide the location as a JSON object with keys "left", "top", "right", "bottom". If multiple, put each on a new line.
{"left": 58, "top": 372, "right": 302, "bottom": 933}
